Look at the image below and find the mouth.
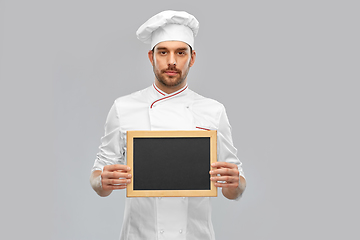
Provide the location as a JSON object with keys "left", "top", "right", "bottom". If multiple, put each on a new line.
{"left": 164, "top": 70, "right": 179, "bottom": 76}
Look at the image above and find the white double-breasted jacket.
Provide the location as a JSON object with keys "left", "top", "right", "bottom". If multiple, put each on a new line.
{"left": 92, "top": 83, "right": 244, "bottom": 240}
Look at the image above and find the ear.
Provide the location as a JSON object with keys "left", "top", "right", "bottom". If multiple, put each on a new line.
{"left": 148, "top": 50, "right": 154, "bottom": 66}
{"left": 189, "top": 50, "right": 196, "bottom": 67}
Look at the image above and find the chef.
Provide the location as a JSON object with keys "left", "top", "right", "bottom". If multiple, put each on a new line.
{"left": 90, "top": 10, "right": 246, "bottom": 240}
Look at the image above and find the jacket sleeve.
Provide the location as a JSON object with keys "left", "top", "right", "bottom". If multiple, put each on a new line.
{"left": 91, "top": 102, "right": 126, "bottom": 172}
{"left": 217, "top": 106, "right": 245, "bottom": 179}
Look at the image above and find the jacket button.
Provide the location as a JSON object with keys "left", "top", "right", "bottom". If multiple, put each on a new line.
{"left": 179, "top": 229, "right": 183, "bottom": 233}
{"left": 160, "top": 229, "right": 164, "bottom": 234}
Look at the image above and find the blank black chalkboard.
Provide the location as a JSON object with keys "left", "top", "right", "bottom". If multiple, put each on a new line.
{"left": 127, "top": 131, "right": 217, "bottom": 197}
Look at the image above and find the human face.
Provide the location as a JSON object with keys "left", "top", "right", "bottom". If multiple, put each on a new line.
{"left": 148, "top": 41, "right": 196, "bottom": 93}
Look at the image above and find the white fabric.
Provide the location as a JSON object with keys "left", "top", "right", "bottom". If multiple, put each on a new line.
{"left": 151, "top": 24, "right": 195, "bottom": 50}
{"left": 136, "top": 10, "right": 199, "bottom": 49}
{"left": 92, "top": 84, "right": 244, "bottom": 240}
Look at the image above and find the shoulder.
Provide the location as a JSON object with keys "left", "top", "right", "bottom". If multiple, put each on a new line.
{"left": 113, "top": 86, "right": 151, "bottom": 108}
{"left": 190, "top": 90, "right": 225, "bottom": 113}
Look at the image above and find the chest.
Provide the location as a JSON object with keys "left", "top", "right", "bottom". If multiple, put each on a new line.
{"left": 118, "top": 100, "right": 220, "bottom": 132}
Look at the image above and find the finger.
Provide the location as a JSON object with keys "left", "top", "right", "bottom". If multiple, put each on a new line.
{"left": 214, "top": 181, "right": 239, "bottom": 188}
{"left": 102, "top": 171, "right": 132, "bottom": 180}
{"left": 103, "top": 164, "right": 131, "bottom": 172}
{"left": 102, "top": 178, "right": 131, "bottom": 186}
{"left": 210, "top": 175, "right": 239, "bottom": 183}
{"left": 211, "top": 162, "right": 237, "bottom": 169}
{"left": 210, "top": 168, "right": 239, "bottom": 176}
{"left": 102, "top": 184, "right": 128, "bottom": 190}
{"left": 104, "top": 171, "right": 132, "bottom": 178}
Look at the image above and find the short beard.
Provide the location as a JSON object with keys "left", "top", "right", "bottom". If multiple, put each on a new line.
{"left": 153, "top": 62, "right": 190, "bottom": 88}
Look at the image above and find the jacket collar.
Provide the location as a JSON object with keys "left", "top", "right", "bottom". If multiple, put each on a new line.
{"left": 150, "top": 83, "right": 189, "bottom": 108}
{"left": 152, "top": 82, "right": 188, "bottom": 97}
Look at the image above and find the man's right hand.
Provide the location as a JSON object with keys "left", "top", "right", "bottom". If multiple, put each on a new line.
{"left": 101, "top": 164, "right": 132, "bottom": 190}
{"left": 90, "top": 164, "right": 132, "bottom": 197}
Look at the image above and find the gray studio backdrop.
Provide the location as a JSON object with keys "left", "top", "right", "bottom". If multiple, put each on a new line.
{"left": 1, "top": 0, "right": 359, "bottom": 240}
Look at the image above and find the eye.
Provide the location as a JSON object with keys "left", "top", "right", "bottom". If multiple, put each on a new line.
{"left": 177, "top": 51, "right": 185, "bottom": 55}
{"left": 159, "top": 51, "right": 167, "bottom": 55}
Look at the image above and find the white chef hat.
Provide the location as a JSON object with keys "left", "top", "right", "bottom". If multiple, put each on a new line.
{"left": 136, "top": 10, "right": 200, "bottom": 49}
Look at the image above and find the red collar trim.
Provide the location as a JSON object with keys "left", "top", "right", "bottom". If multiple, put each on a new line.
{"left": 153, "top": 83, "right": 166, "bottom": 96}
{"left": 150, "top": 84, "right": 188, "bottom": 108}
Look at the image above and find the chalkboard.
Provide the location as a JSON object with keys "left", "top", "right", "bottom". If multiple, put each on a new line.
{"left": 126, "top": 130, "right": 217, "bottom": 197}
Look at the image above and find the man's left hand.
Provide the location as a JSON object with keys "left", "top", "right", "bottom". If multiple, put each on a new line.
{"left": 209, "top": 162, "right": 240, "bottom": 189}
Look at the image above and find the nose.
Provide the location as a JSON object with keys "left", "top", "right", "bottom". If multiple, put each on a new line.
{"left": 168, "top": 53, "right": 176, "bottom": 66}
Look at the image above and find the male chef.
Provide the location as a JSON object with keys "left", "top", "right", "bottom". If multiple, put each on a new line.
{"left": 90, "top": 10, "right": 246, "bottom": 240}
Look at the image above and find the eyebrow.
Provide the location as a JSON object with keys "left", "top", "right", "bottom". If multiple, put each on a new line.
{"left": 177, "top": 48, "right": 189, "bottom": 51}
{"left": 155, "top": 47, "right": 189, "bottom": 51}
{"left": 155, "top": 47, "right": 167, "bottom": 51}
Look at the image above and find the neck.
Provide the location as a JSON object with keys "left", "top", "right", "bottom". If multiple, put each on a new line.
{"left": 154, "top": 79, "right": 188, "bottom": 94}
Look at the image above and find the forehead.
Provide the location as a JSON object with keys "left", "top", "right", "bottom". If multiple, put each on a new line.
{"left": 154, "top": 41, "right": 190, "bottom": 51}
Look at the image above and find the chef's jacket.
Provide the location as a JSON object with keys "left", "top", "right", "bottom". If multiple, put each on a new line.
{"left": 92, "top": 83, "right": 245, "bottom": 240}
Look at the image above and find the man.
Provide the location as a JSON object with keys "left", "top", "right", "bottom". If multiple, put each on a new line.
{"left": 90, "top": 10, "right": 246, "bottom": 240}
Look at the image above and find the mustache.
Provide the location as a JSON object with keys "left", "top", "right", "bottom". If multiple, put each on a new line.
{"left": 161, "top": 66, "right": 180, "bottom": 73}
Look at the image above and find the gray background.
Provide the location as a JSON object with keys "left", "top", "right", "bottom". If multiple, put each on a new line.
{"left": 1, "top": 0, "right": 359, "bottom": 239}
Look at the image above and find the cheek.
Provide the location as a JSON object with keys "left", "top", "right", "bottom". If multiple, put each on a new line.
{"left": 153, "top": 59, "right": 160, "bottom": 71}
{"left": 154, "top": 58, "right": 166, "bottom": 70}
{"left": 180, "top": 59, "right": 191, "bottom": 70}
{"left": 184, "top": 56, "right": 192, "bottom": 68}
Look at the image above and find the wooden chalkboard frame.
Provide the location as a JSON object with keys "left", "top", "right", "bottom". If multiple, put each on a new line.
{"left": 126, "top": 130, "right": 217, "bottom": 197}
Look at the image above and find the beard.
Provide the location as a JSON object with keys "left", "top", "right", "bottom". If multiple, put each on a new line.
{"left": 153, "top": 64, "right": 190, "bottom": 88}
